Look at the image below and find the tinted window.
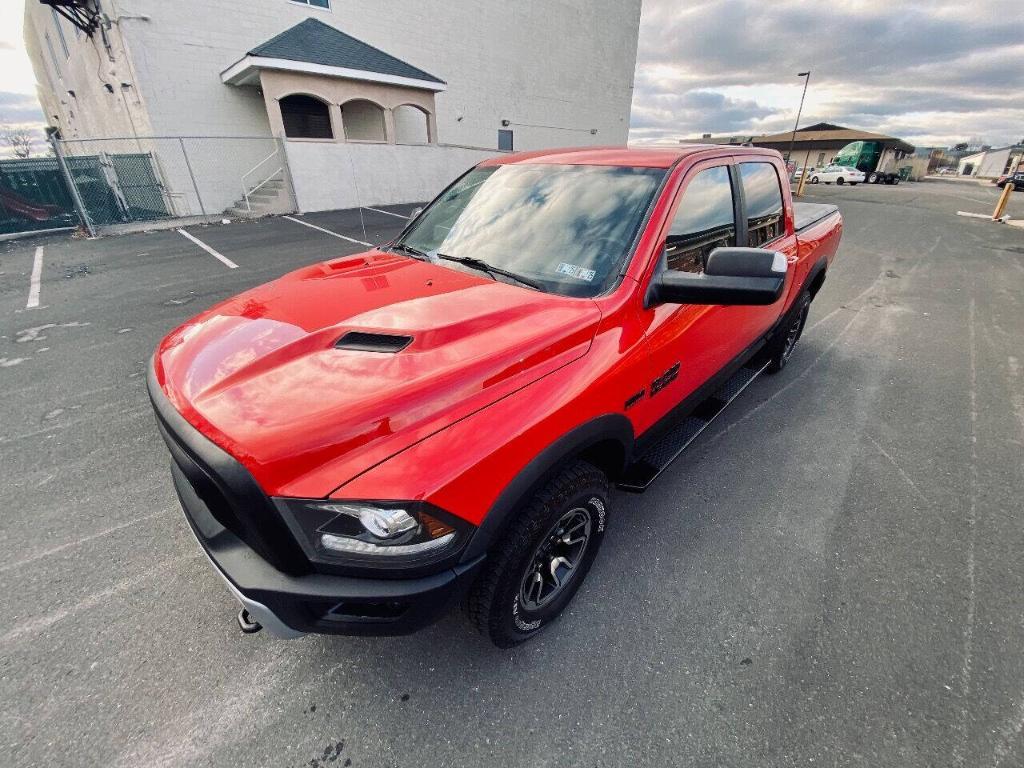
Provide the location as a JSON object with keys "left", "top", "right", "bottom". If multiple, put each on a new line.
{"left": 280, "top": 95, "right": 333, "bottom": 139}
{"left": 665, "top": 165, "right": 736, "bottom": 273}
{"left": 399, "top": 164, "right": 665, "bottom": 297}
{"left": 739, "top": 162, "right": 784, "bottom": 247}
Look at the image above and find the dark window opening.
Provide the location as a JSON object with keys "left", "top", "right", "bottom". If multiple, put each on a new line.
{"left": 280, "top": 95, "right": 333, "bottom": 139}
{"left": 498, "top": 129, "right": 513, "bottom": 152}
{"left": 665, "top": 165, "right": 736, "bottom": 273}
{"left": 739, "top": 162, "right": 784, "bottom": 248}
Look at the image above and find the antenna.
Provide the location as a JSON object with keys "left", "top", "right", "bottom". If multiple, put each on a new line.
{"left": 38, "top": 1, "right": 101, "bottom": 37}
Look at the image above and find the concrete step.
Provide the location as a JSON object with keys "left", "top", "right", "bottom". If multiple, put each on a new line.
{"left": 243, "top": 179, "right": 285, "bottom": 196}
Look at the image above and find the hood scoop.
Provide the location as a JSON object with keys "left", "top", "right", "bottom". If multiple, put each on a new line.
{"left": 335, "top": 331, "right": 413, "bottom": 353}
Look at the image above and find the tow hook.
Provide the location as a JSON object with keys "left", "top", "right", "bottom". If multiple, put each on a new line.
{"left": 237, "top": 608, "right": 263, "bottom": 634}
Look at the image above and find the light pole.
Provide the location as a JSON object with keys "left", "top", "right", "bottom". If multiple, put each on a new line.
{"left": 785, "top": 71, "right": 811, "bottom": 163}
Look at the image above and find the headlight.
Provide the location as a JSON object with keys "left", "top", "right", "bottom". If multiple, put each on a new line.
{"left": 274, "top": 498, "right": 471, "bottom": 572}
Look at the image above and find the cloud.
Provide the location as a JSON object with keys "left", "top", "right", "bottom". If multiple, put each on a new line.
{"left": 0, "top": 90, "right": 44, "bottom": 126}
{"left": 629, "top": 0, "right": 1024, "bottom": 147}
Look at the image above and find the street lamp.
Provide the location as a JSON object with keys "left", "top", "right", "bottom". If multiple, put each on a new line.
{"left": 785, "top": 71, "right": 811, "bottom": 163}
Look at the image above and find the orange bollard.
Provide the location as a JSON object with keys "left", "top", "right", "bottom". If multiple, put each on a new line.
{"left": 993, "top": 181, "right": 1013, "bottom": 220}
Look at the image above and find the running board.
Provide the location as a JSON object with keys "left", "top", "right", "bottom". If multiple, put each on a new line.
{"left": 617, "top": 361, "right": 769, "bottom": 492}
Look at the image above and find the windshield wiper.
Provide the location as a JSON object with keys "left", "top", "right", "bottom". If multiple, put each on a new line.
{"left": 388, "top": 242, "right": 430, "bottom": 260}
{"left": 436, "top": 253, "right": 543, "bottom": 291}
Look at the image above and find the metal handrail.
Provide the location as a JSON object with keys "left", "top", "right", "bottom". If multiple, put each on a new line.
{"left": 241, "top": 148, "right": 283, "bottom": 212}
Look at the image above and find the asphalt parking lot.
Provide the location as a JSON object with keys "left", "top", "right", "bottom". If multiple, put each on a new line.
{"left": 2, "top": 180, "right": 1023, "bottom": 767}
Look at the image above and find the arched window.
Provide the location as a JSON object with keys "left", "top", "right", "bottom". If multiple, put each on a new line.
{"left": 280, "top": 95, "right": 333, "bottom": 139}
{"left": 341, "top": 99, "right": 386, "bottom": 142}
{"left": 393, "top": 104, "right": 430, "bottom": 144}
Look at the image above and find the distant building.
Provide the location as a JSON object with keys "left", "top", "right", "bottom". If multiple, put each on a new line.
{"left": 23, "top": 0, "right": 641, "bottom": 217}
{"left": 956, "top": 145, "right": 1024, "bottom": 178}
{"left": 683, "top": 122, "right": 918, "bottom": 177}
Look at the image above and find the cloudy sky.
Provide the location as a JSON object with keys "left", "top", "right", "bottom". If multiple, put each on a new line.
{"left": 0, "top": 2, "right": 45, "bottom": 155}
{"left": 1, "top": 0, "right": 1021, "bottom": 153}
{"left": 630, "top": 0, "right": 1023, "bottom": 147}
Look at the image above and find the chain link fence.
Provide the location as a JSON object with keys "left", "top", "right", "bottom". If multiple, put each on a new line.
{"left": 53, "top": 136, "right": 297, "bottom": 235}
{"left": 0, "top": 155, "right": 81, "bottom": 237}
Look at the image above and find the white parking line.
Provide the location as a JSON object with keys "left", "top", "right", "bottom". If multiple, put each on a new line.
{"left": 363, "top": 206, "right": 410, "bottom": 220}
{"left": 26, "top": 246, "right": 43, "bottom": 309}
{"left": 176, "top": 228, "right": 239, "bottom": 269}
{"left": 283, "top": 215, "right": 374, "bottom": 247}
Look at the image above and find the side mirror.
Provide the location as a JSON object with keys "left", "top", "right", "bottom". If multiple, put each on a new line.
{"left": 650, "top": 247, "right": 787, "bottom": 307}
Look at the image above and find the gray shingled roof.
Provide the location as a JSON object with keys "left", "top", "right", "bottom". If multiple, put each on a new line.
{"left": 248, "top": 18, "right": 445, "bottom": 84}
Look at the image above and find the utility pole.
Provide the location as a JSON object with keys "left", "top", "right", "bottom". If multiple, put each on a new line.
{"left": 786, "top": 71, "right": 811, "bottom": 163}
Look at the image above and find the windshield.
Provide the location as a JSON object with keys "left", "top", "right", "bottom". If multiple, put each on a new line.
{"left": 397, "top": 163, "right": 665, "bottom": 297}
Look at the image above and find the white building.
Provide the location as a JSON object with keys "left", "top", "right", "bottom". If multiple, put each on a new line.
{"left": 23, "top": 0, "right": 642, "bottom": 220}
{"left": 957, "top": 145, "right": 1024, "bottom": 179}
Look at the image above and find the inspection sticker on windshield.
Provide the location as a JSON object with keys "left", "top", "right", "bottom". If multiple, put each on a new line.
{"left": 556, "top": 262, "right": 597, "bottom": 282}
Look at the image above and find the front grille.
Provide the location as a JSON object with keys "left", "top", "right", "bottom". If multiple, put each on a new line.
{"left": 167, "top": 437, "right": 245, "bottom": 537}
{"left": 153, "top": 412, "right": 310, "bottom": 576}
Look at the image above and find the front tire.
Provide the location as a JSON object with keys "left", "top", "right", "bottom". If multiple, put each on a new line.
{"left": 766, "top": 291, "right": 811, "bottom": 373}
{"left": 465, "top": 460, "right": 610, "bottom": 648}
{"left": 868, "top": 172, "right": 879, "bottom": 184}
{"left": 810, "top": 176, "right": 819, "bottom": 184}
{"left": 837, "top": 177, "right": 845, "bottom": 185}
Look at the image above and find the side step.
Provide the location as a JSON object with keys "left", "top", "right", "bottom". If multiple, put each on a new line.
{"left": 617, "top": 361, "right": 769, "bottom": 492}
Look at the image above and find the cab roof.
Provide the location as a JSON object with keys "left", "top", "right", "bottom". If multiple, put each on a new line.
{"left": 479, "top": 144, "right": 780, "bottom": 169}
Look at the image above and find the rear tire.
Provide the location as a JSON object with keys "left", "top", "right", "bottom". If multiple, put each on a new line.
{"left": 766, "top": 291, "right": 811, "bottom": 373}
{"left": 465, "top": 460, "right": 610, "bottom": 648}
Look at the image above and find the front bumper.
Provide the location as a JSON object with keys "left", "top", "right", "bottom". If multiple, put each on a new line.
{"left": 149, "top": 363, "right": 485, "bottom": 638}
{"left": 171, "top": 464, "right": 485, "bottom": 637}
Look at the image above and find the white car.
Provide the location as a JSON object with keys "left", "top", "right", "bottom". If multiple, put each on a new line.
{"left": 792, "top": 166, "right": 815, "bottom": 182}
{"left": 809, "top": 165, "right": 865, "bottom": 185}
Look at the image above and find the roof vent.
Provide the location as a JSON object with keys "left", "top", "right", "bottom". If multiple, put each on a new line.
{"left": 335, "top": 331, "right": 413, "bottom": 353}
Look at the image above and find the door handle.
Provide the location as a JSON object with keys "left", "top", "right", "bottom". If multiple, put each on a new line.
{"left": 787, "top": 255, "right": 799, "bottom": 264}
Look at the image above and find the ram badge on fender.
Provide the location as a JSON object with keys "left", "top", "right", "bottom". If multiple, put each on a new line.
{"left": 149, "top": 145, "right": 842, "bottom": 647}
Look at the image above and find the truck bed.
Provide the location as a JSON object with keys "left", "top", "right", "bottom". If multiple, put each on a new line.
{"left": 794, "top": 202, "right": 839, "bottom": 233}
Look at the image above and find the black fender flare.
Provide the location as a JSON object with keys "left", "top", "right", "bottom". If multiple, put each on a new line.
{"left": 460, "top": 414, "right": 634, "bottom": 562}
{"left": 802, "top": 257, "right": 828, "bottom": 299}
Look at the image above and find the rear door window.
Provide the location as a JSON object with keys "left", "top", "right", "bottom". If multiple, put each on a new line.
{"left": 665, "top": 165, "right": 736, "bottom": 273}
{"left": 739, "top": 162, "right": 784, "bottom": 247}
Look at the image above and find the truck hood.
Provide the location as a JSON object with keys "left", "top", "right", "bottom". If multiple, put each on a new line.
{"left": 154, "top": 251, "right": 601, "bottom": 498}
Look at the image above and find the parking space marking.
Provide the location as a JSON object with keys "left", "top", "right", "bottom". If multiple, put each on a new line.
{"left": 27, "top": 246, "right": 43, "bottom": 309}
{"left": 283, "top": 215, "right": 373, "bottom": 247}
{"left": 176, "top": 228, "right": 239, "bottom": 269}
{"left": 363, "top": 206, "right": 410, "bottom": 220}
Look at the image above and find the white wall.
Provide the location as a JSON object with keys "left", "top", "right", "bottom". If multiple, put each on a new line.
{"left": 83, "top": 0, "right": 641, "bottom": 150}
{"left": 284, "top": 141, "right": 498, "bottom": 211}
{"left": 958, "top": 152, "right": 985, "bottom": 176}
{"left": 23, "top": 3, "right": 154, "bottom": 141}
{"left": 975, "top": 148, "right": 1011, "bottom": 179}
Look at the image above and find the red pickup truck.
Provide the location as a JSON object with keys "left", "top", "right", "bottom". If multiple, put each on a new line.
{"left": 149, "top": 146, "right": 842, "bottom": 647}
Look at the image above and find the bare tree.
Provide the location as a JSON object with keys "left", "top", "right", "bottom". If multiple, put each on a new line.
{"left": 2, "top": 126, "right": 35, "bottom": 158}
